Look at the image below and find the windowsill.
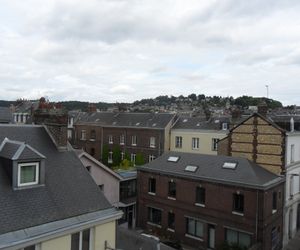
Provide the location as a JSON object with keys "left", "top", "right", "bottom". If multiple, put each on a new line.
{"left": 109, "top": 142, "right": 113, "bottom": 144}
{"left": 192, "top": 148, "right": 199, "bottom": 150}
{"left": 120, "top": 143, "right": 125, "bottom": 145}
{"left": 167, "top": 196, "right": 176, "bottom": 200}
{"left": 108, "top": 161, "right": 113, "bottom": 164}
{"left": 175, "top": 146, "right": 182, "bottom": 149}
{"left": 272, "top": 209, "right": 277, "bottom": 214}
{"left": 232, "top": 211, "right": 244, "bottom": 216}
{"left": 195, "top": 203, "right": 205, "bottom": 207}
{"left": 148, "top": 192, "right": 156, "bottom": 196}
{"left": 89, "top": 139, "right": 96, "bottom": 141}
{"left": 167, "top": 228, "right": 175, "bottom": 232}
{"left": 132, "top": 144, "right": 137, "bottom": 146}
{"left": 147, "top": 222, "right": 162, "bottom": 228}
{"left": 185, "top": 234, "right": 203, "bottom": 241}
{"left": 150, "top": 145, "right": 156, "bottom": 148}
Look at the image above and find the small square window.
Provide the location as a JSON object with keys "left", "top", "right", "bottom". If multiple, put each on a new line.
{"left": 18, "top": 162, "right": 39, "bottom": 187}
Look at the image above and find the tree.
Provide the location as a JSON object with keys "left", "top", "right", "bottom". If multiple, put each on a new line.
{"left": 102, "top": 145, "right": 109, "bottom": 165}
{"left": 135, "top": 153, "right": 145, "bottom": 166}
{"left": 112, "top": 145, "right": 121, "bottom": 166}
{"left": 188, "top": 93, "right": 197, "bottom": 101}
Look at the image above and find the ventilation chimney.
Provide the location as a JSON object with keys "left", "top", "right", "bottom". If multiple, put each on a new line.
{"left": 290, "top": 117, "right": 295, "bottom": 132}
{"left": 33, "top": 97, "right": 68, "bottom": 151}
{"left": 257, "top": 101, "right": 268, "bottom": 117}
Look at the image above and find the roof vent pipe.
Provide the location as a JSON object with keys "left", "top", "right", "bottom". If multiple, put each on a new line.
{"left": 290, "top": 117, "right": 294, "bottom": 132}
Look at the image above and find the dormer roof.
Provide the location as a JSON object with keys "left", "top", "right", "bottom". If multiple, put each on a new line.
{"left": 0, "top": 138, "right": 45, "bottom": 161}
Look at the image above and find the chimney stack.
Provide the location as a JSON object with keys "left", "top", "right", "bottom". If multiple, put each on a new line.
{"left": 257, "top": 101, "right": 268, "bottom": 117}
{"left": 33, "top": 97, "right": 68, "bottom": 151}
{"left": 88, "top": 103, "right": 97, "bottom": 113}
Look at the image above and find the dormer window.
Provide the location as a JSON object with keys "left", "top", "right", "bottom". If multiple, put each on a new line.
{"left": 18, "top": 162, "right": 39, "bottom": 187}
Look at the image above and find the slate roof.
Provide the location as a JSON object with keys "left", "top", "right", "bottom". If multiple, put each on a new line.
{"left": 0, "top": 107, "right": 13, "bottom": 123}
{"left": 172, "top": 116, "right": 226, "bottom": 130}
{"left": 0, "top": 138, "right": 46, "bottom": 160}
{"left": 0, "top": 125, "right": 112, "bottom": 235}
{"left": 139, "top": 151, "right": 283, "bottom": 189}
{"left": 76, "top": 112, "right": 175, "bottom": 129}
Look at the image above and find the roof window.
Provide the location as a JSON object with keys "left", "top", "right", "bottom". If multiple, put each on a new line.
{"left": 222, "top": 162, "right": 237, "bottom": 169}
{"left": 136, "top": 122, "right": 140, "bottom": 126}
{"left": 152, "top": 123, "right": 157, "bottom": 127}
{"left": 183, "top": 119, "right": 188, "bottom": 123}
{"left": 168, "top": 156, "right": 180, "bottom": 163}
{"left": 185, "top": 165, "right": 198, "bottom": 172}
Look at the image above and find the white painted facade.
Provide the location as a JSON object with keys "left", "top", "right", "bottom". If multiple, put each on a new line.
{"left": 283, "top": 132, "right": 300, "bottom": 248}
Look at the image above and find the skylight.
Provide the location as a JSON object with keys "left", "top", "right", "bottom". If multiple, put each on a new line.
{"left": 185, "top": 165, "right": 198, "bottom": 172}
{"left": 152, "top": 123, "right": 157, "bottom": 127}
{"left": 183, "top": 119, "right": 188, "bottom": 123}
{"left": 168, "top": 156, "right": 180, "bottom": 162}
{"left": 136, "top": 122, "right": 140, "bottom": 126}
{"left": 222, "top": 162, "right": 238, "bottom": 169}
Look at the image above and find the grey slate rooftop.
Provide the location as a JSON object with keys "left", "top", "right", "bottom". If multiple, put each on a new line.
{"left": 76, "top": 112, "right": 175, "bottom": 129}
{"left": 0, "top": 107, "right": 13, "bottom": 123}
{"left": 139, "top": 151, "right": 283, "bottom": 189}
{"left": 0, "top": 124, "right": 112, "bottom": 235}
{"left": 172, "top": 116, "right": 228, "bottom": 130}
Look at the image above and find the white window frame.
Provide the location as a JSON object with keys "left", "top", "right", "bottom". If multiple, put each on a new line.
{"left": 120, "top": 134, "right": 125, "bottom": 145}
{"left": 121, "top": 152, "right": 125, "bottom": 161}
{"left": 192, "top": 137, "right": 199, "bottom": 150}
{"left": 150, "top": 137, "right": 156, "bottom": 148}
{"left": 149, "top": 155, "right": 155, "bottom": 162}
{"left": 131, "top": 153, "right": 136, "bottom": 165}
{"left": 108, "top": 151, "right": 113, "bottom": 163}
{"left": 212, "top": 138, "right": 219, "bottom": 151}
{"left": 222, "top": 123, "right": 228, "bottom": 130}
{"left": 71, "top": 228, "right": 94, "bottom": 250}
{"left": 131, "top": 135, "right": 137, "bottom": 146}
{"left": 18, "top": 162, "right": 39, "bottom": 187}
{"left": 81, "top": 130, "right": 86, "bottom": 140}
{"left": 175, "top": 136, "right": 182, "bottom": 148}
{"left": 108, "top": 135, "right": 113, "bottom": 144}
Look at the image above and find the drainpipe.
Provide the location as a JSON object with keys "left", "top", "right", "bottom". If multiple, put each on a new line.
{"left": 256, "top": 190, "right": 259, "bottom": 241}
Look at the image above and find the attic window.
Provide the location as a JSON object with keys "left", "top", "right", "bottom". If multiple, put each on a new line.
{"left": 136, "top": 122, "right": 140, "bottom": 126}
{"left": 168, "top": 156, "right": 180, "bottom": 162}
{"left": 185, "top": 165, "right": 198, "bottom": 172}
{"left": 112, "top": 121, "right": 117, "bottom": 125}
{"left": 18, "top": 162, "right": 39, "bottom": 187}
{"left": 152, "top": 123, "right": 157, "bottom": 127}
{"left": 183, "top": 119, "right": 188, "bottom": 123}
{"left": 222, "top": 162, "right": 237, "bottom": 170}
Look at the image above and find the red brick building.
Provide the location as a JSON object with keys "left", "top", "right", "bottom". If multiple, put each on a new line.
{"left": 73, "top": 112, "right": 176, "bottom": 165}
{"left": 137, "top": 152, "right": 284, "bottom": 250}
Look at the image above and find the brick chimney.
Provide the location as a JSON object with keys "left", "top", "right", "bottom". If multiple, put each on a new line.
{"left": 257, "top": 101, "right": 268, "bottom": 117}
{"left": 33, "top": 97, "right": 68, "bottom": 151}
{"left": 231, "top": 108, "right": 241, "bottom": 120}
{"left": 87, "top": 103, "right": 97, "bottom": 113}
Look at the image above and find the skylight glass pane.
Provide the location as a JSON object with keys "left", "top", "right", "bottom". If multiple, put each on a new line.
{"left": 222, "top": 162, "right": 237, "bottom": 169}
{"left": 185, "top": 165, "right": 198, "bottom": 172}
{"left": 168, "top": 156, "right": 179, "bottom": 162}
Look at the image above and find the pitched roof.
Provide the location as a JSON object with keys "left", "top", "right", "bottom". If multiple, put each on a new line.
{"left": 0, "top": 138, "right": 46, "bottom": 160}
{"left": 172, "top": 116, "right": 226, "bottom": 130}
{"left": 139, "top": 151, "right": 283, "bottom": 189}
{"left": 76, "top": 112, "right": 175, "bottom": 129}
{"left": 0, "top": 107, "right": 13, "bottom": 123}
{"left": 0, "top": 125, "right": 112, "bottom": 235}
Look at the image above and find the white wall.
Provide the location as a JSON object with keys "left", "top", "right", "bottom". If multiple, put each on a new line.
{"left": 286, "top": 133, "right": 300, "bottom": 165}
{"left": 80, "top": 155, "right": 120, "bottom": 205}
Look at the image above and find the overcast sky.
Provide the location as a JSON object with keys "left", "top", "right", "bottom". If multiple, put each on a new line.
{"left": 0, "top": 0, "right": 300, "bottom": 105}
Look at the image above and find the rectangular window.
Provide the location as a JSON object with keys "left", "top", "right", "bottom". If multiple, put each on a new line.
{"left": 120, "top": 180, "right": 137, "bottom": 200}
{"left": 196, "top": 187, "right": 205, "bottom": 205}
{"left": 225, "top": 229, "right": 251, "bottom": 248}
{"left": 212, "top": 138, "right": 219, "bottom": 151}
{"left": 222, "top": 123, "right": 228, "bottom": 130}
{"left": 291, "top": 144, "right": 295, "bottom": 163}
{"left": 233, "top": 193, "right": 244, "bottom": 214}
{"left": 81, "top": 130, "right": 86, "bottom": 140}
{"left": 90, "top": 130, "right": 96, "bottom": 140}
{"left": 120, "top": 134, "right": 125, "bottom": 145}
{"left": 149, "top": 155, "right": 155, "bottom": 162}
{"left": 148, "top": 178, "right": 156, "bottom": 194}
{"left": 272, "top": 192, "right": 277, "bottom": 212}
{"left": 150, "top": 137, "right": 156, "bottom": 148}
{"left": 192, "top": 138, "right": 199, "bottom": 150}
{"left": 121, "top": 152, "right": 125, "bottom": 161}
{"left": 168, "top": 181, "right": 176, "bottom": 199}
{"left": 108, "top": 151, "right": 113, "bottom": 163}
{"left": 148, "top": 207, "right": 162, "bottom": 225}
{"left": 108, "top": 135, "right": 113, "bottom": 144}
{"left": 186, "top": 217, "right": 204, "bottom": 238}
{"left": 168, "top": 212, "right": 175, "bottom": 230}
{"left": 71, "top": 229, "right": 91, "bottom": 250}
{"left": 18, "top": 162, "right": 39, "bottom": 187}
{"left": 131, "top": 153, "right": 136, "bottom": 165}
{"left": 175, "top": 136, "right": 182, "bottom": 148}
{"left": 131, "top": 135, "right": 137, "bottom": 146}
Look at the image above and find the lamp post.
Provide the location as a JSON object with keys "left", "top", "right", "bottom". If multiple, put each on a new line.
{"left": 265, "top": 85, "right": 269, "bottom": 99}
